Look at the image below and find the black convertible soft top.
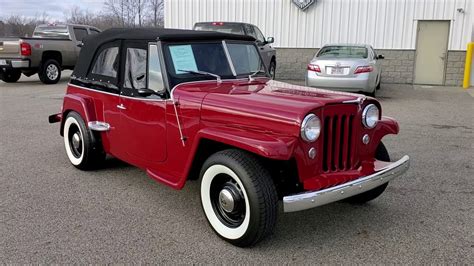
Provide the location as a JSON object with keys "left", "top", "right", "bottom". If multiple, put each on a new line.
{"left": 73, "top": 28, "right": 255, "bottom": 78}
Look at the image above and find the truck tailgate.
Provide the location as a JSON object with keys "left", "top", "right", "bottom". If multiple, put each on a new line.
{"left": 0, "top": 38, "right": 20, "bottom": 57}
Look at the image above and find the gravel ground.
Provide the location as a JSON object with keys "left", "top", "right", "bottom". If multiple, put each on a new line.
{"left": 1, "top": 72, "right": 473, "bottom": 263}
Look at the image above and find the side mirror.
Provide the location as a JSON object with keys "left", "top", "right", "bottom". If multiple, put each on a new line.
{"left": 266, "top": 37, "right": 274, "bottom": 44}
{"left": 377, "top": 54, "right": 385, "bottom": 59}
{"left": 137, "top": 88, "right": 160, "bottom": 97}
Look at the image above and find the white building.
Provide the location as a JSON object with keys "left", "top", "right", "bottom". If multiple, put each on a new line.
{"left": 165, "top": 0, "right": 473, "bottom": 86}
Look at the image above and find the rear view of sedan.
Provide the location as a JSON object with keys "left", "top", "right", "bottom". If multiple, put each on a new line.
{"left": 306, "top": 44, "right": 384, "bottom": 96}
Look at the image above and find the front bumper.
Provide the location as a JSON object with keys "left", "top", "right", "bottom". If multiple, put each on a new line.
{"left": 283, "top": 155, "right": 410, "bottom": 212}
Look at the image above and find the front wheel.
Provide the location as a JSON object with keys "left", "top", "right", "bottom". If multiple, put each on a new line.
{"left": 1, "top": 69, "right": 21, "bottom": 83}
{"left": 344, "top": 142, "right": 390, "bottom": 204}
{"left": 268, "top": 61, "right": 276, "bottom": 79}
{"left": 200, "top": 149, "right": 278, "bottom": 247}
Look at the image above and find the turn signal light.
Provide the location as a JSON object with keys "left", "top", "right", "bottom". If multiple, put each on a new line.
{"left": 20, "top": 42, "right": 31, "bottom": 56}
{"left": 307, "top": 64, "right": 321, "bottom": 73}
{"left": 354, "top": 66, "right": 373, "bottom": 74}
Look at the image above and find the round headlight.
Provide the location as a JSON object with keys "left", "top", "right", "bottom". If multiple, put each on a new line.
{"left": 301, "top": 114, "right": 321, "bottom": 142}
{"left": 362, "top": 104, "right": 379, "bottom": 129}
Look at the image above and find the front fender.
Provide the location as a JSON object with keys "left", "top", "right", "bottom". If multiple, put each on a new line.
{"left": 196, "top": 127, "right": 298, "bottom": 160}
{"left": 60, "top": 94, "right": 97, "bottom": 136}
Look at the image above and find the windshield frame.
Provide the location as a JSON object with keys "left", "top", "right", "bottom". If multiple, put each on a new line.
{"left": 161, "top": 40, "right": 268, "bottom": 90}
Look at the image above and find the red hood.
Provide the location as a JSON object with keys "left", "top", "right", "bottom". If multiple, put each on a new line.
{"left": 173, "top": 78, "right": 364, "bottom": 136}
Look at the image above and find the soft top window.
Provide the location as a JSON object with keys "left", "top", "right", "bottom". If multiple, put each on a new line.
{"left": 124, "top": 48, "right": 147, "bottom": 90}
{"left": 91, "top": 46, "right": 119, "bottom": 78}
{"left": 317, "top": 46, "right": 368, "bottom": 59}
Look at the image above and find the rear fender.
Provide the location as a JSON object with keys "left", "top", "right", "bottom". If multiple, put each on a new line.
{"left": 60, "top": 94, "right": 97, "bottom": 136}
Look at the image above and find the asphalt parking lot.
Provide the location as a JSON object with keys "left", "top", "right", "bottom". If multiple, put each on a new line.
{"left": 1, "top": 72, "right": 473, "bottom": 263}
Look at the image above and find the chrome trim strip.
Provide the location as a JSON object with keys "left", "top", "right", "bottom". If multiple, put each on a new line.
{"left": 87, "top": 121, "right": 110, "bottom": 131}
{"left": 283, "top": 155, "right": 410, "bottom": 212}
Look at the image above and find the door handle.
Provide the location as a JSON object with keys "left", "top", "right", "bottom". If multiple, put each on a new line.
{"left": 117, "top": 104, "right": 126, "bottom": 110}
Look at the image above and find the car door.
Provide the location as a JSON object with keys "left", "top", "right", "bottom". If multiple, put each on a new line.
{"left": 370, "top": 47, "right": 381, "bottom": 86}
{"left": 251, "top": 25, "right": 273, "bottom": 69}
{"left": 118, "top": 41, "right": 167, "bottom": 166}
{"left": 85, "top": 40, "right": 123, "bottom": 157}
{"left": 72, "top": 27, "right": 89, "bottom": 61}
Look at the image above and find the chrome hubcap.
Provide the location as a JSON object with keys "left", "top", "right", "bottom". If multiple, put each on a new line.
{"left": 210, "top": 176, "right": 246, "bottom": 228}
{"left": 72, "top": 133, "right": 81, "bottom": 150}
{"left": 218, "top": 189, "right": 235, "bottom": 213}
{"left": 46, "top": 64, "right": 58, "bottom": 80}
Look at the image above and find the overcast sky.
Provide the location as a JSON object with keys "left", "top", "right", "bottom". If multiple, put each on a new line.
{"left": 0, "top": 0, "right": 106, "bottom": 21}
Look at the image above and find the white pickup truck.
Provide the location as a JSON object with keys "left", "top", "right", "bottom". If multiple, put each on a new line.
{"left": 0, "top": 24, "right": 100, "bottom": 84}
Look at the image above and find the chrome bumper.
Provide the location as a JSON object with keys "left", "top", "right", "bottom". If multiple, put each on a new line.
{"left": 0, "top": 59, "right": 29, "bottom": 68}
{"left": 283, "top": 155, "right": 410, "bottom": 212}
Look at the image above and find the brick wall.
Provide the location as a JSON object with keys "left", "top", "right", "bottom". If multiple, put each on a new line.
{"left": 275, "top": 48, "right": 317, "bottom": 80}
{"left": 445, "top": 51, "right": 466, "bottom": 86}
{"left": 275, "top": 48, "right": 466, "bottom": 86}
{"left": 375, "top": 50, "right": 415, "bottom": 84}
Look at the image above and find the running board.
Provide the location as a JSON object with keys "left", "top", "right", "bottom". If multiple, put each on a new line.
{"left": 88, "top": 121, "right": 110, "bottom": 131}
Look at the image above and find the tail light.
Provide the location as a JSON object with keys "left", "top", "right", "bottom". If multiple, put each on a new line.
{"left": 20, "top": 42, "right": 31, "bottom": 56}
{"left": 307, "top": 64, "right": 321, "bottom": 73}
{"left": 354, "top": 66, "right": 373, "bottom": 74}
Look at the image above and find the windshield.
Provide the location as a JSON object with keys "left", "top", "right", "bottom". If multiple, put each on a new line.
{"left": 33, "top": 26, "right": 69, "bottom": 39}
{"left": 164, "top": 41, "right": 265, "bottom": 88}
{"left": 317, "top": 46, "right": 368, "bottom": 59}
{"left": 194, "top": 23, "right": 245, "bottom": 35}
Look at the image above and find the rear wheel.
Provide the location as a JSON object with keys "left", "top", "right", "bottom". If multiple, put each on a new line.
{"left": 63, "top": 111, "right": 105, "bottom": 170}
{"left": 1, "top": 69, "right": 21, "bottom": 83}
{"left": 200, "top": 149, "right": 278, "bottom": 247}
{"left": 344, "top": 142, "right": 390, "bottom": 204}
{"left": 39, "top": 59, "right": 61, "bottom": 84}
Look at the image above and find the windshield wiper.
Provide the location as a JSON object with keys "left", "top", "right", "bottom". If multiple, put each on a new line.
{"left": 248, "top": 69, "right": 267, "bottom": 82}
{"left": 178, "top": 69, "right": 221, "bottom": 83}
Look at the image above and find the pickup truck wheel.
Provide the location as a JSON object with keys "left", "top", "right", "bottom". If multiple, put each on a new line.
{"left": 1, "top": 69, "right": 21, "bottom": 83}
{"left": 200, "top": 149, "right": 278, "bottom": 247}
{"left": 268, "top": 61, "right": 276, "bottom": 79}
{"left": 63, "top": 112, "right": 105, "bottom": 170}
{"left": 39, "top": 59, "right": 61, "bottom": 84}
{"left": 344, "top": 142, "right": 390, "bottom": 204}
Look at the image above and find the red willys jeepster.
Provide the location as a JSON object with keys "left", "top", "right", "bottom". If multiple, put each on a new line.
{"left": 49, "top": 28, "right": 410, "bottom": 247}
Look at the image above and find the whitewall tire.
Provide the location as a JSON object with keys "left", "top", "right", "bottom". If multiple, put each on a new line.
{"left": 63, "top": 111, "right": 105, "bottom": 170}
{"left": 199, "top": 149, "right": 278, "bottom": 247}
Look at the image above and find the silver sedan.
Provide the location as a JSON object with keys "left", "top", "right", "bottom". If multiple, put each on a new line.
{"left": 305, "top": 44, "right": 384, "bottom": 96}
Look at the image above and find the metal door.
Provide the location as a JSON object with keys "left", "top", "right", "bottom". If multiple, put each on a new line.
{"left": 414, "top": 21, "right": 450, "bottom": 85}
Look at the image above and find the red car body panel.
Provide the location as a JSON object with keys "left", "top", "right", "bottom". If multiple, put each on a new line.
{"left": 60, "top": 77, "right": 399, "bottom": 191}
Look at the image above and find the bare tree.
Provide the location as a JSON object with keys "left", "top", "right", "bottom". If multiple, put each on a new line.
{"left": 148, "top": 0, "right": 164, "bottom": 27}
